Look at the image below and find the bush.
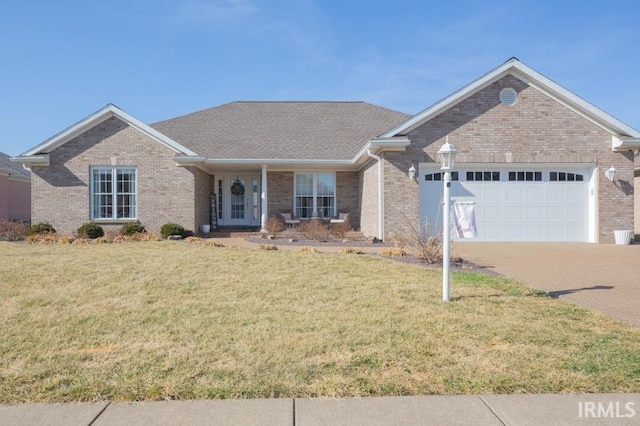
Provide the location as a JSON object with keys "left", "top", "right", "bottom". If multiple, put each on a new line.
{"left": 265, "top": 215, "right": 286, "bottom": 237}
{"left": 299, "top": 220, "right": 332, "bottom": 242}
{"left": 121, "top": 221, "right": 146, "bottom": 236}
{"left": 29, "top": 222, "right": 56, "bottom": 236}
{"left": 76, "top": 222, "right": 104, "bottom": 239}
{"left": 0, "top": 221, "right": 29, "bottom": 241}
{"left": 161, "top": 223, "right": 187, "bottom": 239}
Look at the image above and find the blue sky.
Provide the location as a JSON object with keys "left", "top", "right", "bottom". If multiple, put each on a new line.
{"left": 1, "top": 0, "right": 638, "bottom": 156}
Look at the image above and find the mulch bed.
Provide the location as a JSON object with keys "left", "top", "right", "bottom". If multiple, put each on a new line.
{"left": 246, "top": 236, "right": 500, "bottom": 276}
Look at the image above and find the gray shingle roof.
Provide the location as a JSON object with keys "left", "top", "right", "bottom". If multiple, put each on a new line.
{"left": 0, "top": 152, "right": 30, "bottom": 179}
{"left": 151, "top": 101, "right": 410, "bottom": 160}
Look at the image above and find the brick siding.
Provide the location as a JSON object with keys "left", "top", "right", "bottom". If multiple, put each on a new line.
{"left": 31, "top": 116, "right": 198, "bottom": 235}
{"left": 380, "top": 75, "right": 634, "bottom": 243}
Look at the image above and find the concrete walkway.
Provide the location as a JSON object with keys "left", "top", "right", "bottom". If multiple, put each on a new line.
{"left": 2, "top": 394, "right": 639, "bottom": 425}
{"left": 453, "top": 243, "right": 640, "bottom": 328}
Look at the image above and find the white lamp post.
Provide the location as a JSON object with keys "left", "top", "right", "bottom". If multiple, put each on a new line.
{"left": 437, "top": 137, "right": 458, "bottom": 302}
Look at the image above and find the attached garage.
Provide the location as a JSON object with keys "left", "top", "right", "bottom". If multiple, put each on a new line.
{"left": 419, "top": 165, "right": 596, "bottom": 242}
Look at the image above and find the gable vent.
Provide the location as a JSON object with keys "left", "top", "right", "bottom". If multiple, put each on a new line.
{"left": 500, "top": 88, "right": 518, "bottom": 106}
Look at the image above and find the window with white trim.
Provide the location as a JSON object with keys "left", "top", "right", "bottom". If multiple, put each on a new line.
{"left": 295, "top": 172, "right": 336, "bottom": 218}
{"left": 91, "top": 167, "right": 137, "bottom": 220}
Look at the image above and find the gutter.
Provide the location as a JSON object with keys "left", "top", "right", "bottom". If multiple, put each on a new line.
{"left": 366, "top": 148, "right": 384, "bottom": 241}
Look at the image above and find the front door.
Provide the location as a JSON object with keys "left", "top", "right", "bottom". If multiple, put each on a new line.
{"left": 226, "top": 176, "right": 260, "bottom": 226}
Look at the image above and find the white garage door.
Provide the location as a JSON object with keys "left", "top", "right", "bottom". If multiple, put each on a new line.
{"left": 419, "top": 166, "right": 594, "bottom": 242}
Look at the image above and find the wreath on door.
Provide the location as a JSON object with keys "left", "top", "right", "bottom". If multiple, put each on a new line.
{"left": 231, "top": 178, "right": 245, "bottom": 196}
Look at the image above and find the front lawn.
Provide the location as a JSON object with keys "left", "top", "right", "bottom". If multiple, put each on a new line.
{"left": 0, "top": 241, "right": 639, "bottom": 403}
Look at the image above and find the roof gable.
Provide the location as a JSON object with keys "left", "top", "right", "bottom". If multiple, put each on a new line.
{"left": 382, "top": 58, "right": 640, "bottom": 139}
{"left": 20, "top": 104, "right": 197, "bottom": 157}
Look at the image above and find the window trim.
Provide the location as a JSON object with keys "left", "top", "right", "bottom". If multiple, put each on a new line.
{"left": 293, "top": 172, "right": 337, "bottom": 218}
{"left": 90, "top": 166, "right": 138, "bottom": 221}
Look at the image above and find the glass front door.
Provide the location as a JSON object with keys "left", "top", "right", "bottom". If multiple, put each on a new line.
{"left": 226, "top": 176, "right": 260, "bottom": 226}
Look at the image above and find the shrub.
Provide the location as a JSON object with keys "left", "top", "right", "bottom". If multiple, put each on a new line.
{"left": 297, "top": 246, "right": 318, "bottom": 254}
{"left": 265, "top": 215, "right": 286, "bottom": 237}
{"left": 161, "top": 223, "right": 187, "bottom": 239}
{"left": 121, "top": 221, "right": 146, "bottom": 236}
{"left": 257, "top": 244, "right": 278, "bottom": 251}
{"left": 329, "top": 221, "right": 352, "bottom": 239}
{"left": 76, "top": 222, "right": 105, "bottom": 239}
{"left": 0, "top": 221, "right": 29, "bottom": 241}
{"left": 299, "top": 220, "right": 332, "bottom": 242}
{"left": 381, "top": 246, "right": 407, "bottom": 258}
{"left": 29, "top": 222, "right": 56, "bottom": 236}
{"left": 27, "top": 233, "right": 57, "bottom": 244}
{"left": 340, "top": 247, "right": 364, "bottom": 255}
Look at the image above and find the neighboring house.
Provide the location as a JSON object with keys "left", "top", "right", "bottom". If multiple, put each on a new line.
{"left": 0, "top": 152, "right": 30, "bottom": 222}
{"left": 12, "top": 58, "right": 640, "bottom": 243}
{"left": 636, "top": 159, "right": 640, "bottom": 235}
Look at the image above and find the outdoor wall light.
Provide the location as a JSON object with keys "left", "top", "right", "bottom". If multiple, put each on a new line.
{"left": 408, "top": 164, "right": 417, "bottom": 181}
{"left": 604, "top": 165, "right": 617, "bottom": 182}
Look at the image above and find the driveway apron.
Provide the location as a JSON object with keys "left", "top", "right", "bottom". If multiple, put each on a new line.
{"left": 453, "top": 243, "right": 640, "bottom": 328}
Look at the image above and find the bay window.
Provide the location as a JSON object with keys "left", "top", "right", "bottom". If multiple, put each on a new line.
{"left": 294, "top": 172, "right": 336, "bottom": 218}
{"left": 91, "top": 167, "right": 137, "bottom": 220}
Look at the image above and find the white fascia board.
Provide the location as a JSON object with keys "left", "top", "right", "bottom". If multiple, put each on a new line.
{"left": 10, "top": 154, "right": 50, "bottom": 166}
{"left": 21, "top": 104, "right": 198, "bottom": 157}
{"left": 382, "top": 58, "right": 640, "bottom": 139}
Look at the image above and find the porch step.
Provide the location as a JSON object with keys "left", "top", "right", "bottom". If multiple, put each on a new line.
{"left": 204, "top": 226, "right": 261, "bottom": 238}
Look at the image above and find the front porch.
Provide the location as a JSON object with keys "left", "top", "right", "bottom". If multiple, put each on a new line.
{"left": 196, "top": 168, "right": 361, "bottom": 235}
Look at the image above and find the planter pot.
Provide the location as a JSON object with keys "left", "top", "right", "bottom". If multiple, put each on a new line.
{"left": 614, "top": 230, "right": 633, "bottom": 245}
{"left": 201, "top": 224, "right": 211, "bottom": 234}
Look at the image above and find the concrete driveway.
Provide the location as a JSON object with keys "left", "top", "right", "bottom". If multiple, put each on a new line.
{"left": 453, "top": 243, "right": 640, "bottom": 328}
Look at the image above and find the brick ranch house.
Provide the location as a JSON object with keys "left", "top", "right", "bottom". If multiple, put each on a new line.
{"left": 12, "top": 58, "right": 640, "bottom": 243}
{"left": 0, "top": 152, "right": 30, "bottom": 222}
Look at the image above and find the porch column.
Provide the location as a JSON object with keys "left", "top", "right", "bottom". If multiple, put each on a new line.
{"left": 260, "top": 164, "right": 268, "bottom": 233}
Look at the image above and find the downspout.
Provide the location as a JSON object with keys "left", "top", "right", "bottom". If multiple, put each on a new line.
{"left": 367, "top": 148, "right": 384, "bottom": 241}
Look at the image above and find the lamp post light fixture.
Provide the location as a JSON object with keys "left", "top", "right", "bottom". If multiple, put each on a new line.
{"left": 408, "top": 164, "right": 417, "bottom": 181}
{"left": 437, "top": 137, "right": 458, "bottom": 302}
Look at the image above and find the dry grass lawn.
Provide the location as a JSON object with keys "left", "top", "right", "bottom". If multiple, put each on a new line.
{"left": 1, "top": 241, "right": 639, "bottom": 403}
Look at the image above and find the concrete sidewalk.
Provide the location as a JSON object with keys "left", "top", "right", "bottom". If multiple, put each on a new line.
{"left": 2, "top": 394, "right": 639, "bottom": 425}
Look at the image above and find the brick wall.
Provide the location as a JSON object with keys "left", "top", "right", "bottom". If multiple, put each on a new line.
{"left": 266, "top": 172, "right": 294, "bottom": 217}
{"left": 336, "top": 171, "right": 359, "bottom": 228}
{"left": 194, "top": 168, "right": 213, "bottom": 233}
{"left": 380, "top": 75, "right": 634, "bottom": 243}
{"left": 31, "top": 116, "right": 198, "bottom": 235}
{"left": 359, "top": 159, "right": 380, "bottom": 238}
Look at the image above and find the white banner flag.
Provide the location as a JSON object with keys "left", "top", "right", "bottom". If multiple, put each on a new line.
{"left": 453, "top": 201, "right": 477, "bottom": 238}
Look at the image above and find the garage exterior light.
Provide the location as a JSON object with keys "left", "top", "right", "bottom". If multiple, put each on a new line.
{"left": 604, "top": 165, "right": 617, "bottom": 182}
